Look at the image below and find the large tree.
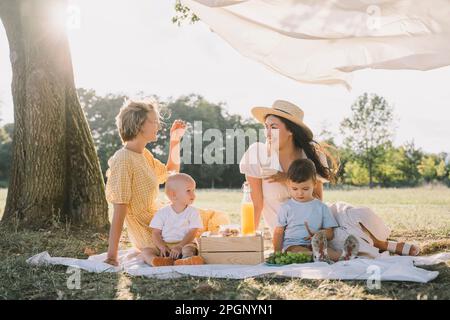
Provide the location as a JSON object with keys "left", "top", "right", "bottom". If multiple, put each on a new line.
{"left": 0, "top": 0, "right": 109, "bottom": 230}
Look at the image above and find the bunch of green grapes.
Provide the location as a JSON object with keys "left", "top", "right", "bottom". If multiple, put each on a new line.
{"left": 266, "top": 251, "right": 313, "bottom": 265}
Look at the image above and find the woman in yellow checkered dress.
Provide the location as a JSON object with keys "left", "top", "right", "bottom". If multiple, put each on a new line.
{"left": 104, "top": 99, "right": 186, "bottom": 267}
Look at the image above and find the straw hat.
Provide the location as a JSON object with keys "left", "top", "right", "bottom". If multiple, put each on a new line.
{"left": 251, "top": 100, "right": 313, "bottom": 140}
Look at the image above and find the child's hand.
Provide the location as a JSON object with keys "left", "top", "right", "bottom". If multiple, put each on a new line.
{"left": 158, "top": 245, "right": 171, "bottom": 257}
{"left": 169, "top": 245, "right": 182, "bottom": 259}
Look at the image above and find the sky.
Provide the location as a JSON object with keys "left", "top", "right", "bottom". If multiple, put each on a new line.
{"left": 1, "top": 0, "right": 449, "bottom": 154}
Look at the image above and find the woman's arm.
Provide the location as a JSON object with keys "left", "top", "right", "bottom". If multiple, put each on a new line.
{"left": 313, "top": 181, "right": 324, "bottom": 200}
{"left": 166, "top": 120, "right": 186, "bottom": 173}
{"left": 166, "top": 139, "right": 181, "bottom": 173}
{"left": 273, "top": 226, "right": 285, "bottom": 253}
{"left": 105, "top": 204, "right": 128, "bottom": 265}
{"left": 246, "top": 176, "right": 264, "bottom": 230}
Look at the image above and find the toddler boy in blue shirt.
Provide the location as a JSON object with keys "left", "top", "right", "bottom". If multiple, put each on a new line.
{"left": 273, "top": 159, "right": 359, "bottom": 263}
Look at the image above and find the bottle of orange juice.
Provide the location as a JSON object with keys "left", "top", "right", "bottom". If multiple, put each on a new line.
{"left": 241, "top": 181, "right": 255, "bottom": 236}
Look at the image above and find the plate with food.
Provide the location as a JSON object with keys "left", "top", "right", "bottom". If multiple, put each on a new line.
{"left": 265, "top": 251, "right": 313, "bottom": 266}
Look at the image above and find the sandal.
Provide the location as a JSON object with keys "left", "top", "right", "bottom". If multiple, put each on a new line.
{"left": 339, "top": 235, "right": 359, "bottom": 261}
{"left": 311, "top": 231, "right": 332, "bottom": 264}
{"left": 387, "top": 240, "right": 420, "bottom": 256}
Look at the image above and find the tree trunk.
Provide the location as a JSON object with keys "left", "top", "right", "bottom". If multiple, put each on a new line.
{"left": 0, "top": 0, "right": 109, "bottom": 230}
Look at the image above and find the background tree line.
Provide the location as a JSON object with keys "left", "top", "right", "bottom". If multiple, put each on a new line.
{"left": 0, "top": 90, "right": 449, "bottom": 189}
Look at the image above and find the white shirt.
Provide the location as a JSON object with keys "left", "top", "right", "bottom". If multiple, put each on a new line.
{"left": 239, "top": 142, "right": 329, "bottom": 234}
{"left": 149, "top": 205, "right": 203, "bottom": 243}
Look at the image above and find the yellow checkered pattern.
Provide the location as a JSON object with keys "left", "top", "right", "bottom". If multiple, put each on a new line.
{"left": 105, "top": 148, "right": 168, "bottom": 249}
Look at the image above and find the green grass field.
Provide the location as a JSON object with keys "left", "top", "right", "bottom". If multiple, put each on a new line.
{"left": 0, "top": 187, "right": 449, "bottom": 300}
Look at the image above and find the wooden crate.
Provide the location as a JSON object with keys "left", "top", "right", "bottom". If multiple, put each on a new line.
{"left": 199, "top": 232, "right": 264, "bottom": 265}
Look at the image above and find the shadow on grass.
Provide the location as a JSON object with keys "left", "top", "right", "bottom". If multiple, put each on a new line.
{"left": 128, "top": 255, "right": 450, "bottom": 300}
{"left": 128, "top": 275, "right": 285, "bottom": 300}
{"left": 1, "top": 223, "right": 449, "bottom": 300}
{"left": 247, "top": 261, "right": 450, "bottom": 300}
{"left": 0, "top": 223, "right": 285, "bottom": 300}
{"left": 0, "top": 224, "right": 121, "bottom": 300}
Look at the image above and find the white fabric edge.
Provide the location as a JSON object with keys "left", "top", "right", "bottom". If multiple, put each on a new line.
{"left": 25, "top": 249, "right": 450, "bottom": 283}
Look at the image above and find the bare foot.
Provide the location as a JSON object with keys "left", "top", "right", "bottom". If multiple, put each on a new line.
{"left": 359, "top": 223, "right": 420, "bottom": 256}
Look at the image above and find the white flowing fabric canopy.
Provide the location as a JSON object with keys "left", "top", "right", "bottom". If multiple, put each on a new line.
{"left": 181, "top": 0, "right": 450, "bottom": 89}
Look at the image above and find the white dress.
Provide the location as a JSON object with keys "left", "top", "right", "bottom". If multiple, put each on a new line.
{"left": 239, "top": 142, "right": 391, "bottom": 258}
{"left": 239, "top": 142, "right": 329, "bottom": 234}
{"left": 328, "top": 202, "right": 391, "bottom": 258}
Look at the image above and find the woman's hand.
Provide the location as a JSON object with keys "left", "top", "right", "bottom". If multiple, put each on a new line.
{"left": 170, "top": 120, "right": 187, "bottom": 142}
{"left": 264, "top": 171, "right": 288, "bottom": 184}
{"left": 105, "top": 204, "right": 127, "bottom": 268}
{"left": 104, "top": 257, "right": 119, "bottom": 267}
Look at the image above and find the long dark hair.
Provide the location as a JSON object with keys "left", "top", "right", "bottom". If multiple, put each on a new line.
{"left": 266, "top": 115, "right": 338, "bottom": 183}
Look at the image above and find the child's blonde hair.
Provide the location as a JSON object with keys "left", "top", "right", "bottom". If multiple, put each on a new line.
{"left": 165, "top": 173, "right": 196, "bottom": 194}
{"left": 115, "top": 99, "right": 160, "bottom": 142}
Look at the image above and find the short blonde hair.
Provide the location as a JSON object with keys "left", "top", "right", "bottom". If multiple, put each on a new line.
{"left": 115, "top": 99, "right": 160, "bottom": 142}
{"left": 165, "top": 173, "right": 196, "bottom": 194}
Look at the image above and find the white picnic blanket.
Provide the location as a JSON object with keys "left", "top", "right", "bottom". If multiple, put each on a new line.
{"left": 26, "top": 249, "right": 450, "bottom": 283}
{"left": 181, "top": 0, "right": 450, "bottom": 89}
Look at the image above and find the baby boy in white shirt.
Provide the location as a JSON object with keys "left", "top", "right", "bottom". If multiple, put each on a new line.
{"left": 149, "top": 173, "right": 204, "bottom": 266}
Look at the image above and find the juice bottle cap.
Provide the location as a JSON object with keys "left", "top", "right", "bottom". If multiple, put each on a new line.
{"left": 242, "top": 181, "right": 251, "bottom": 192}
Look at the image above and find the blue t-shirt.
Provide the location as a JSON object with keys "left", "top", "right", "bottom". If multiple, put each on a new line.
{"left": 277, "top": 198, "right": 338, "bottom": 250}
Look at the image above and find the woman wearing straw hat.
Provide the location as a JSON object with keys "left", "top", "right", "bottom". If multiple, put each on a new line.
{"left": 239, "top": 100, "right": 420, "bottom": 257}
